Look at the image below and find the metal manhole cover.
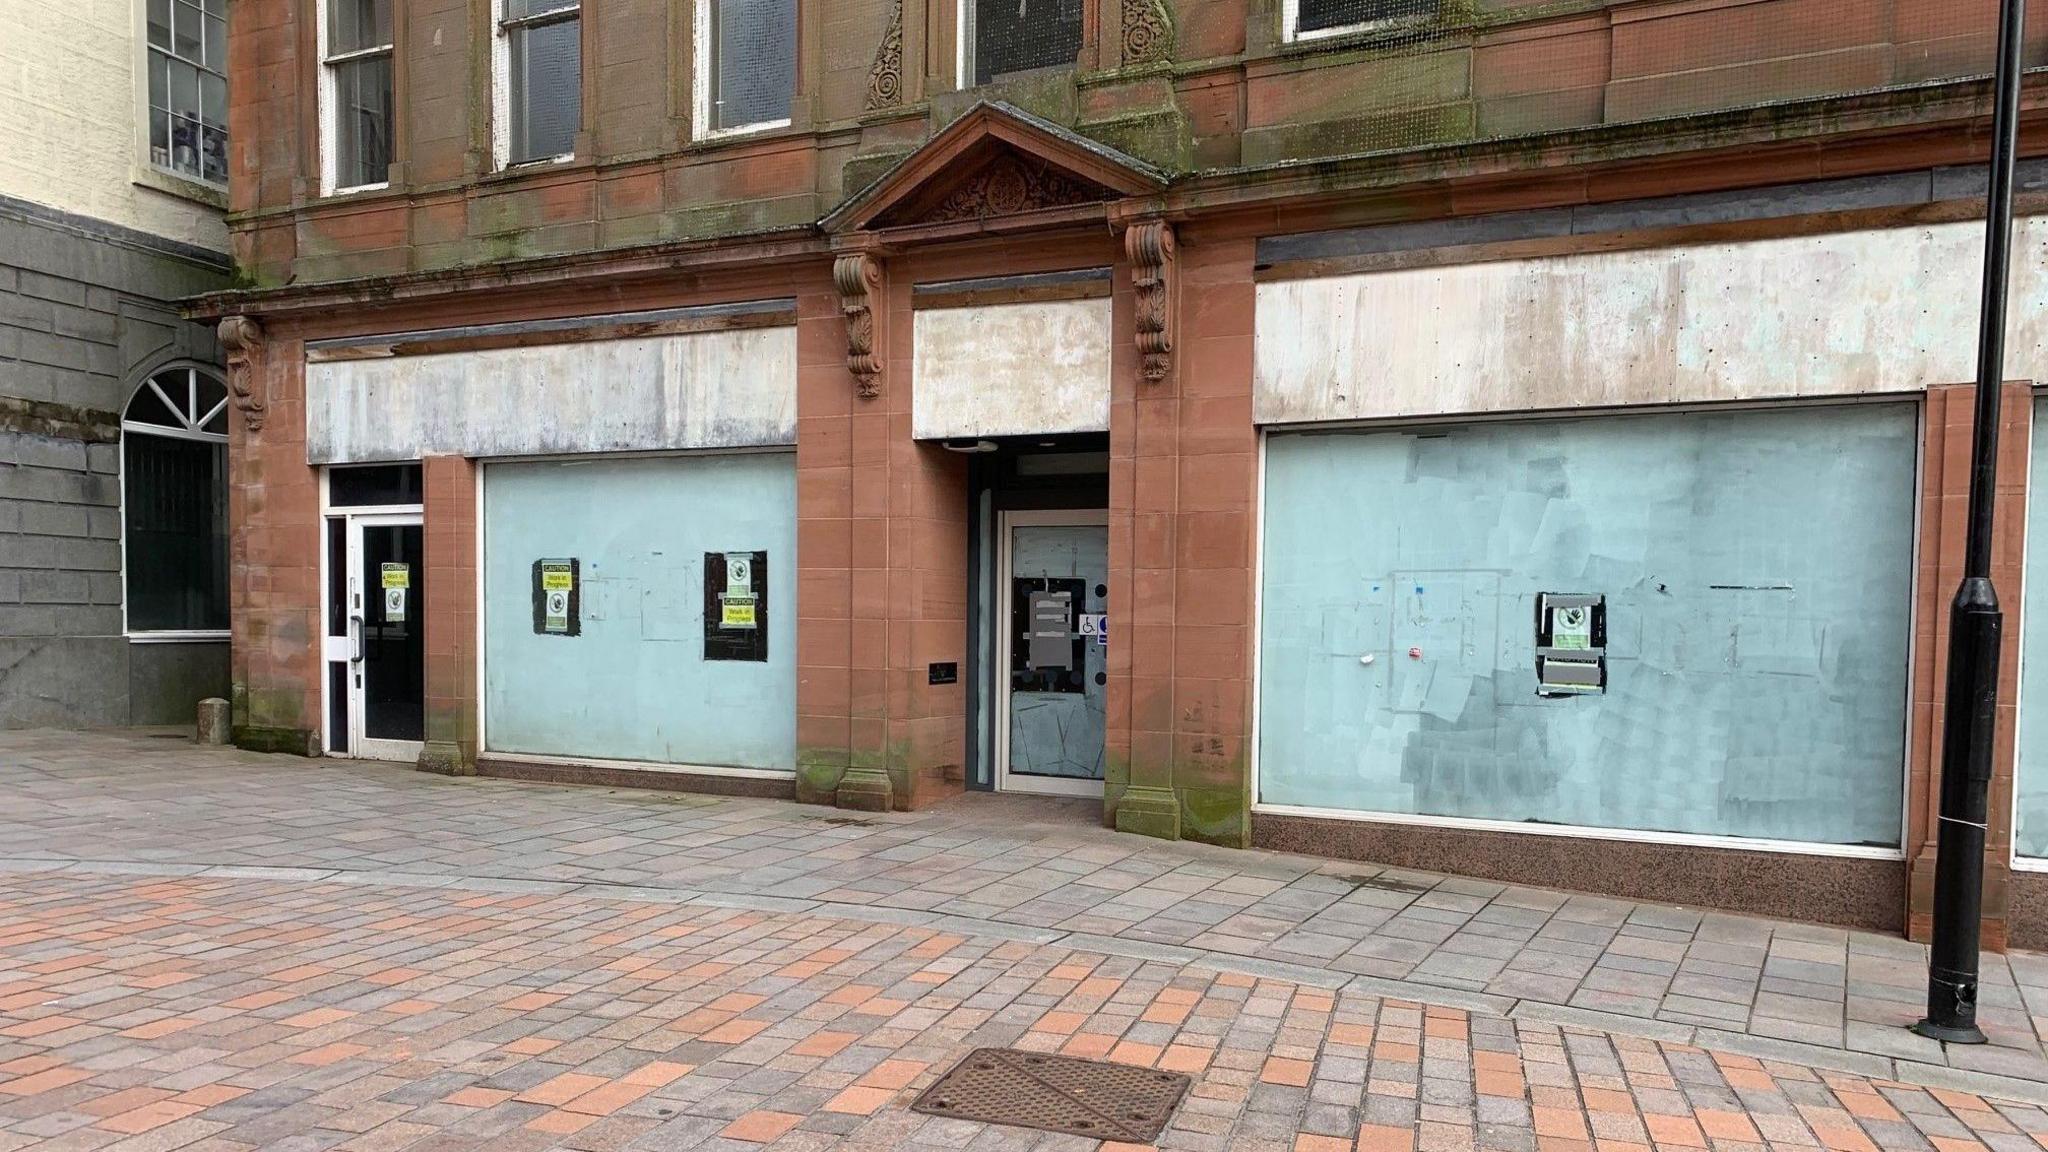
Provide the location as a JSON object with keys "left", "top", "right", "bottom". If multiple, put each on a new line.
{"left": 910, "top": 1047, "right": 1191, "bottom": 1142}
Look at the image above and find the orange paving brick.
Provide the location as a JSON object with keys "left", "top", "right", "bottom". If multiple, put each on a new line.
{"left": 289, "top": 1041, "right": 368, "bottom": 1065}
{"left": 1262, "top": 1057, "right": 1314, "bottom": 1086}
{"left": 0, "top": 1066, "right": 91, "bottom": 1096}
{"left": 790, "top": 1030, "right": 857, "bottom": 1058}
{"left": 502, "top": 1035, "right": 560, "bottom": 1055}
{"left": 1032, "top": 1010, "right": 1087, "bottom": 1034}
{"left": 1295, "top": 1135, "right": 1351, "bottom": 1152}
{"left": 1062, "top": 1032, "right": 1118, "bottom": 1058}
{"left": 824, "top": 1085, "right": 895, "bottom": 1115}
{"left": 1160, "top": 1044, "right": 1213, "bottom": 1073}
{"left": 95, "top": 1100, "right": 203, "bottom": 1134}
{"left": 707, "top": 992, "right": 768, "bottom": 1012}
{"left": 1110, "top": 1040, "right": 1163, "bottom": 1066}
{"left": 500, "top": 990, "right": 564, "bottom": 1011}
{"left": 1641, "top": 1113, "right": 1705, "bottom": 1147}
{"left": 1534, "top": 1105, "right": 1591, "bottom": 1139}
{"left": 516, "top": 1071, "right": 611, "bottom": 1106}
{"left": 222, "top": 988, "right": 296, "bottom": 1010}
{"left": 118, "top": 1015, "right": 196, "bottom": 1039}
{"left": 623, "top": 1060, "right": 696, "bottom": 1086}
{"left": 79, "top": 1087, "right": 173, "bottom": 1117}
{"left": 1695, "top": 1108, "right": 1761, "bottom": 1142}
{"left": 524, "top": 1109, "right": 598, "bottom": 1135}
{"left": 1, "top": 1014, "right": 82, "bottom": 1037}
{"left": 721, "top": 1110, "right": 802, "bottom": 1143}
{"left": 172, "top": 1083, "right": 248, "bottom": 1107}
{"left": 443, "top": 1086, "right": 515, "bottom": 1108}
{"left": 564, "top": 1079, "right": 654, "bottom": 1115}
{"left": 1356, "top": 1123, "right": 1417, "bottom": 1151}
{"left": 858, "top": 1058, "right": 928, "bottom": 1090}
{"left": 701, "top": 1017, "right": 770, "bottom": 1044}
{"left": 280, "top": 1006, "right": 355, "bottom": 1028}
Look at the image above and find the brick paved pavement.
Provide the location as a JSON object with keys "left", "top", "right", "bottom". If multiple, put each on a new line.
{"left": 4, "top": 869, "right": 2048, "bottom": 1152}
{"left": 2, "top": 729, "right": 2047, "bottom": 1118}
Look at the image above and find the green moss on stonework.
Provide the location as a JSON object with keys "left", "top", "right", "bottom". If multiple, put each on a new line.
{"left": 796, "top": 747, "right": 849, "bottom": 805}
{"left": 1180, "top": 784, "right": 1249, "bottom": 848}
{"left": 233, "top": 725, "right": 318, "bottom": 756}
{"left": 234, "top": 681, "right": 310, "bottom": 732}
{"left": 1076, "top": 108, "right": 1193, "bottom": 173}
{"left": 1242, "top": 103, "right": 1477, "bottom": 168}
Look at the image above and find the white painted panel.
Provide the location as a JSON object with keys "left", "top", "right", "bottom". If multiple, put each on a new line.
{"left": 1255, "top": 217, "right": 2048, "bottom": 424}
{"left": 306, "top": 327, "right": 797, "bottom": 463}
{"left": 913, "top": 298, "right": 1112, "bottom": 439}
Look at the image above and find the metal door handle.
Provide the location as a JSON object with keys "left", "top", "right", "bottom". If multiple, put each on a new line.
{"left": 349, "top": 614, "right": 364, "bottom": 663}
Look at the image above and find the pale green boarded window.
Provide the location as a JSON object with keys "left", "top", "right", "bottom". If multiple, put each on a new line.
{"left": 483, "top": 453, "right": 796, "bottom": 770}
{"left": 2016, "top": 394, "right": 2048, "bottom": 859}
{"left": 1257, "top": 403, "right": 1916, "bottom": 848}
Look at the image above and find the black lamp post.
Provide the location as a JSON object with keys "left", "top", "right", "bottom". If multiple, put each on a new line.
{"left": 1913, "top": 0, "right": 2029, "bottom": 1046}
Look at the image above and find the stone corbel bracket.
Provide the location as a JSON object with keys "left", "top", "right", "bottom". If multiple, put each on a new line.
{"left": 1125, "top": 220, "right": 1175, "bottom": 384}
{"left": 218, "top": 315, "right": 267, "bottom": 432}
{"left": 833, "top": 252, "right": 884, "bottom": 400}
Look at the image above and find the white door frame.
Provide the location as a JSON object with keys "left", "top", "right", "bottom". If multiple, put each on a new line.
{"left": 340, "top": 510, "right": 424, "bottom": 762}
{"left": 995, "top": 508, "right": 1109, "bottom": 798}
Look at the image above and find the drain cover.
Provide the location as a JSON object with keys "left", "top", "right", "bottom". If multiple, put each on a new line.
{"left": 910, "top": 1047, "right": 1191, "bottom": 1142}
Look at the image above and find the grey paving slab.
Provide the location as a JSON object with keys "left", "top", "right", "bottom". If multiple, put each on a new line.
{"left": 1, "top": 726, "right": 2045, "bottom": 1093}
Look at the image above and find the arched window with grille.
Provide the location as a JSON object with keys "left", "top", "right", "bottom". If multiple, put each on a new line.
{"left": 122, "top": 366, "right": 230, "bottom": 635}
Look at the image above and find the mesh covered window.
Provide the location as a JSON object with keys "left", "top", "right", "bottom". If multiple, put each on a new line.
{"left": 708, "top": 0, "right": 796, "bottom": 132}
{"left": 146, "top": 0, "right": 228, "bottom": 185}
{"left": 505, "top": 0, "right": 582, "bottom": 162}
{"left": 965, "top": 0, "right": 1082, "bottom": 86}
{"left": 325, "top": 0, "right": 393, "bottom": 189}
{"left": 1294, "top": 0, "right": 1437, "bottom": 36}
{"left": 121, "top": 368, "right": 230, "bottom": 634}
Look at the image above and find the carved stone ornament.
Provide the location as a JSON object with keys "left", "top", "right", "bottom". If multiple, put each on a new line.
{"left": 1126, "top": 220, "right": 1175, "bottom": 384}
{"left": 920, "top": 154, "right": 1110, "bottom": 224}
{"left": 1121, "top": 0, "right": 1174, "bottom": 65}
{"left": 833, "top": 253, "right": 883, "bottom": 399}
{"left": 217, "top": 315, "right": 267, "bottom": 432}
{"left": 865, "top": 0, "right": 903, "bottom": 110}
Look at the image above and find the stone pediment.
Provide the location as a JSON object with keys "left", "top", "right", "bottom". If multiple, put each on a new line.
{"left": 823, "top": 102, "right": 1169, "bottom": 235}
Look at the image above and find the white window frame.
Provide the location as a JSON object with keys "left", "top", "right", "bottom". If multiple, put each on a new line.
{"left": 492, "top": 0, "right": 582, "bottom": 170}
{"left": 1281, "top": 0, "right": 1433, "bottom": 44}
{"left": 692, "top": 0, "right": 794, "bottom": 141}
{"left": 120, "top": 365, "right": 231, "bottom": 642}
{"left": 140, "top": 0, "right": 231, "bottom": 191}
{"left": 317, "top": 0, "right": 394, "bottom": 195}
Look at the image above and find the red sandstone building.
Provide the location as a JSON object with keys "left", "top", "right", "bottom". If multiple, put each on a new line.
{"left": 196, "top": 0, "right": 2048, "bottom": 945}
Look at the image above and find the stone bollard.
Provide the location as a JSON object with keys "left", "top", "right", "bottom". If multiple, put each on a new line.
{"left": 195, "top": 697, "right": 230, "bottom": 745}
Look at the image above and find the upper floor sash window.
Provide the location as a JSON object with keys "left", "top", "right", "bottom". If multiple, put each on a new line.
{"left": 321, "top": 0, "right": 394, "bottom": 192}
{"left": 145, "top": 0, "right": 229, "bottom": 186}
{"left": 497, "top": 0, "right": 582, "bottom": 165}
{"left": 696, "top": 0, "right": 796, "bottom": 137}
{"left": 960, "top": 0, "right": 1082, "bottom": 87}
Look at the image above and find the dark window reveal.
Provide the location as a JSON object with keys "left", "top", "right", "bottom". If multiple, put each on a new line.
{"left": 1295, "top": 0, "right": 1436, "bottom": 36}
{"left": 328, "top": 463, "right": 422, "bottom": 507}
{"left": 965, "top": 0, "right": 1083, "bottom": 86}
{"left": 122, "top": 368, "right": 230, "bottom": 633}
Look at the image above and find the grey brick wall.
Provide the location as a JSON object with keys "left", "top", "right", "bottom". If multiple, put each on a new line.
{"left": 1, "top": 195, "right": 233, "bottom": 728}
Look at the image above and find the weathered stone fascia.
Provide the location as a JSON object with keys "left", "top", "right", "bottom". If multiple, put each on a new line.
{"left": 1165, "top": 73, "right": 2048, "bottom": 214}
{"left": 0, "top": 397, "right": 121, "bottom": 444}
{"left": 184, "top": 224, "right": 826, "bottom": 321}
